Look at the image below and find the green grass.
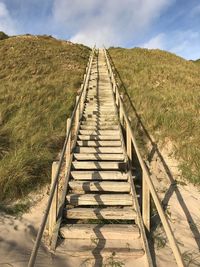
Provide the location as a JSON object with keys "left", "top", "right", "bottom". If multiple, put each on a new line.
{"left": 0, "top": 31, "right": 9, "bottom": 40}
{"left": 0, "top": 34, "right": 90, "bottom": 201}
{"left": 109, "top": 47, "right": 200, "bottom": 184}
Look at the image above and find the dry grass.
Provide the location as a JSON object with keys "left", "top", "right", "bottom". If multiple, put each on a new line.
{"left": 0, "top": 34, "right": 90, "bottom": 201}
{"left": 109, "top": 47, "right": 200, "bottom": 184}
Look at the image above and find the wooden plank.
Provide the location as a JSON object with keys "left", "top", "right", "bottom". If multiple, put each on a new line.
{"left": 71, "top": 171, "right": 128, "bottom": 181}
{"left": 78, "top": 135, "right": 120, "bottom": 141}
{"left": 65, "top": 207, "right": 136, "bottom": 220}
{"left": 80, "top": 125, "right": 119, "bottom": 130}
{"left": 60, "top": 224, "right": 140, "bottom": 240}
{"left": 77, "top": 140, "right": 121, "bottom": 147}
{"left": 56, "top": 239, "right": 144, "bottom": 259}
{"left": 69, "top": 181, "right": 130, "bottom": 192}
{"left": 72, "top": 161, "right": 127, "bottom": 170}
{"left": 79, "top": 130, "right": 119, "bottom": 135}
{"left": 74, "top": 146, "right": 123, "bottom": 153}
{"left": 49, "top": 162, "right": 58, "bottom": 237}
{"left": 66, "top": 193, "right": 132, "bottom": 206}
{"left": 81, "top": 121, "right": 117, "bottom": 126}
{"left": 73, "top": 153, "right": 124, "bottom": 161}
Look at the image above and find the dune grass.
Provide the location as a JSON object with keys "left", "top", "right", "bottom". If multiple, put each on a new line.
{"left": 0, "top": 34, "right": 90, "bottom": 201}
{"left": 109, "top": 47, "right": 200, "bottom": 184}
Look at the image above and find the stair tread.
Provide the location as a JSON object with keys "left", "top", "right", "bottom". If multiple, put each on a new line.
{"left": 71, "top": 171, "right": 128, "bottom": 180}
{"left": 77, "top": 140, "right": 121, "bottom": 147}
{"left": 72, "top": 161, "right": 127, "bottom": 170}
{"left": 60, "top": 224, "right": 140, "bottom": 240}
{"left": 78, "top": 135, "right": 120, "bottom": 141}
{"left": 69, "top": 180, "right": 130, "bottom": 192}
{"left": 74, "top": 146, "right": 123, "bottom": 153}
{"left": 66, "top": 193, "right": 132, "bottom": 206}
{"left": 65, "top": 207, "right": 136, "bottom": 220}
{"left": 56, "top": 238, "right": 144, "bottom": 259}
{"left": 73, "top": 153, "right": 124, "bottom": 161}
{"left": 79, "top": 130, "right": 120, "bottom": 135}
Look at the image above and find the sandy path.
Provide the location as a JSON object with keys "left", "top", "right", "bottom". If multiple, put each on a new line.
{"left": 0, "top": 150, "right": 200, "bottom": 267}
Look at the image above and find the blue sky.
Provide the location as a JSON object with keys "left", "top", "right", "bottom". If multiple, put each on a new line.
{"left": 0, "top": 0, "right": 200, "bottom": 59}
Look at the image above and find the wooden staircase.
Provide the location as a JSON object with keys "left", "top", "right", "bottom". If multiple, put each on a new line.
{"left": 55, "top": 50, "right": 152, "bottom": 266}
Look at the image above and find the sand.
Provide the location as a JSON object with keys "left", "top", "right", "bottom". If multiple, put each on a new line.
{"left": 0, "top": 141, "right": 200, "bottom": 266}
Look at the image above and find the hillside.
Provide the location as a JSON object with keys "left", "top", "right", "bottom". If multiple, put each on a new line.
{"left": 0, "top": 34, "right": 90, "bottom": 201}
{"left": 109, "top": 47, "right": 200, "bottom": 184}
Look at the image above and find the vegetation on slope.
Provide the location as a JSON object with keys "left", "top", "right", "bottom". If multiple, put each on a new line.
{"left": 109, "top": 47, "right": 200, "bottom": 183}
{"left": 0, "top": 31, "right": 9, "bottom": 40}
{"left": 0, "top": 34, "right": 90, "bottom": 201}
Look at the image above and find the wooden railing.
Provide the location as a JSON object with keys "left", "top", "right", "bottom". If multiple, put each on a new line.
{"left": 28, "top": 47, "right": 96, "bottom": 267}
{"left": 104, "top": 48, "right": 185, "bottom": 267}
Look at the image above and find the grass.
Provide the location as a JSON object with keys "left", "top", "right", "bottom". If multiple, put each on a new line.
{"left": 0, "top": 31, "right": 9, "bottom": 40}
{"left": 109, "top": 47, "right": 200, "bottom": 184}
{"left": 0, "top": 34, "right": 90, "bottom": 201}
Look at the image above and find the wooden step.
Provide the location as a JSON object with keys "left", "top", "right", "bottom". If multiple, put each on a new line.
{"left": 78, "top": 135, "right": 120, "bottom": 141}
{"left": 80, "top": 125, "right": 119, "bottom": 130}
{"left": 79, "top": 130, "right": 119, "bottom": 135}
{"left": 69, "top": 181, "right": 130, "bottom": 192}
{"left": 65, "top": 207, "right": 136, "bottom": 220}
{"left": 71, "top": 171, "right": 128, "bottom": 181}
{"left": 66, "top": 193, "right": 132, "bottom": 206}
{"left": 82, "top": 118, "right": 117, "bottom": 123}
{"left": 83, "top": 110, "right": 116, "bottom": 115}
{"left": 77, "top": 140, "right": 121, "bottom": 147}
{"left": 81, "top": 120, "right": 117, "bottom": 125}
{"left": 56, "top": 238, "right": 144, "bottom": 259}
{"left": 60, "top": 224, "right": 140, "bottom": 240}
{"left": 73, "top": 153, "right": 124, "bottom": 161}
{"left": 72, "top": 161, "right": 127, "bottom": 170}
{"left": 74, "top": 146, "right": 123, "bottom": 153}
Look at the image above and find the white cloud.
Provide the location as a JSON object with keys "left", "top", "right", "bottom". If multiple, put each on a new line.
{"left": 142, "top": 33, "right": 165, "bottom": 49}
{"left": 141, "top": 30, "right": 200, "bottom": 60}
{"left": 0, "top": 2, "right": 16, "bottom": 34}
{"left": 189, "top": 3, "right": 200, "bottom": 17}
{"left": 52, "top": 0, "right": 173, "bottom": 47}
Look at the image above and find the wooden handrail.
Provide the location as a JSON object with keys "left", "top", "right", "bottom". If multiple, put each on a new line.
{"left": 104, "top": 48, "right": 185, "bottom": 267}
{"left": 28, "top": 47, "right": 96, "bottom": 267}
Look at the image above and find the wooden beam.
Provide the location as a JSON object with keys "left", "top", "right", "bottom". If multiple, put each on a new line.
{"left": 49, "top": 161, "right": 59, "bottom": 237}
{"left": 142, "top": 173, "right": 150, "bottom": 232}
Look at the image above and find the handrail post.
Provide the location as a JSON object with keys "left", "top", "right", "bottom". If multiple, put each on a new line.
{"left": 80, "top": 84, "right": 84, "bottom": 114}
{"left": 126, "top": 121, "right": 132, "bottom": 160}
{"left": 119, "top": 101, "right": 124, "bottom": 126}
{"left": 75, "top": 95, "right": 79, "bottom": 131}
{"left": 49, "top": 161, "right": 59, "bottom": 237}
{"left": 142, "top": 173, "right": 150, "bottom": 232}
{"left": 65, "top": 118, "right": 71, "bottom": 173}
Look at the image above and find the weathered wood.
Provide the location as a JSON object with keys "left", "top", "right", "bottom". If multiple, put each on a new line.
{"left": 74, "top": 146, "right": 123, "bottom": 154}
{"left": 69, "top": 180, "right": 130, "bottom": 192}
{"left": 60, "top": 224, "right": 140, "bottom": 240}
{"left": 126, "top": 124, "right": 132, "bottom": 160}
{"left": 79, "top": 130, "right": 119, "bottom": 135}
{"left": 56, "top": 239, "right": 144, "bottom": 258}
{"left": 142, "top": 174, "right": 151, "bottom": 231}
{"left": 65, "top": 118, "right": 71, "bottom": 172}
{"left": 65, "top": 207, "right": 136, "bottom": 220}
{"left": 71, "top": 170, "right": 128, "bottom": 181}
{"left": 72, "top": 161, "right": 127, "bottom": 170}
{"left": 78, "top": 135, "right": 120, "bottom": 141}
{"left": 49, "top": 161, "right": 58, "bottom": 237}
{"left": 80, "top": 125, "right": 119, "bottom": 130}
{"left": 77, "top": 140, "right": 121, "bottom": 147}
{"left": 73, "top": 153, "right": 124, "bottom": 161}
{"left": 75, "top": 96, "right": 79, "bottom": 131}
{"left": 66, "top": 193, "right": 133, "bottom": 206}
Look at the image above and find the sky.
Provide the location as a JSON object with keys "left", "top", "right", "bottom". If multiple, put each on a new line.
{"left": 0, "top": 0, "right": 200, "bottom": 60}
